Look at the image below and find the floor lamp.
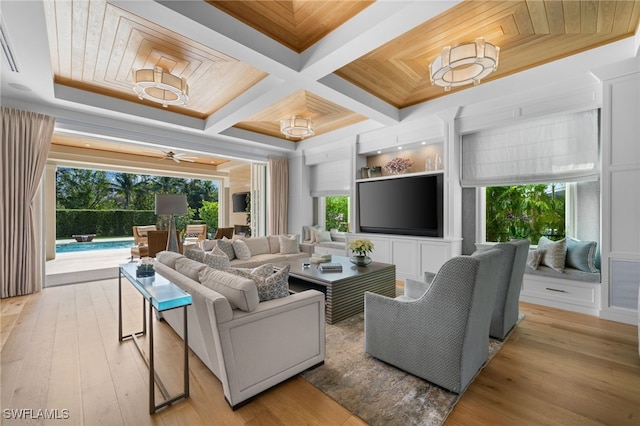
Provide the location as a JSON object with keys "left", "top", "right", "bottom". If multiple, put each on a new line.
{"left": 155, "top": 194, "right": 188, "bottom": 253}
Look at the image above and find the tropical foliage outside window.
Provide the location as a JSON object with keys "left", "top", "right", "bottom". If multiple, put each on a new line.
{"left": 325, "top": 195, "right": 350, "bottom": 232}
{"left": 56, "top": 167, "right": 220, "bottom": 237}
{"left": 485, "top": 184, "right": 565, "bottom": 242}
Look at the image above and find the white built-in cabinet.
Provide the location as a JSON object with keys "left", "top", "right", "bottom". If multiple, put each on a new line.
{"left": 599, "top": 58, "right": 640, "bottom": 325}
{"left": 345, "top": 232, "right": 462, "bottom": 282}
{"left": 347, "top": 116, "right": 463, "bottom": 282}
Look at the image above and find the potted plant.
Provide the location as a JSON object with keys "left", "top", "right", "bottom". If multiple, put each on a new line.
{"left": 348, "top": 238, "right": 374, "bottom": 266}
{"left": 136, "top": 256, "right": 155, "bottom": 278}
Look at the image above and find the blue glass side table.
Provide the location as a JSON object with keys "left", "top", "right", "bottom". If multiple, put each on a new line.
{"left": 118, "top": 263, "right": 192, "bottom": 414}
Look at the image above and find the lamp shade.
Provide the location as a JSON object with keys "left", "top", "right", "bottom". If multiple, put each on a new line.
{"left": 155, "top": 194, "right": 188, "bottom": 215}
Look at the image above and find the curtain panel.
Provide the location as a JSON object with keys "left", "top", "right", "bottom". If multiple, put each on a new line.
{"left": 1, "top": 107, "right": 55, "bottom": 298}
{"left": 461, "top": 110, "right": 599, "bottom": 187}
{"left": 268, "top": 157, "right": 288, "bottom": 235}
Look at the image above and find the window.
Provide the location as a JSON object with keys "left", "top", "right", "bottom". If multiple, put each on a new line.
{"left": 485, "top": 183, "right": 566, "bottom": 242}
{"left": 321, "top": 195, "right": 350, "bottom": 232}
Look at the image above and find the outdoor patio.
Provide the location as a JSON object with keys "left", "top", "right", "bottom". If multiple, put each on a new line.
{"left": 45, "top": 246, "right": 133, "bottom": 287}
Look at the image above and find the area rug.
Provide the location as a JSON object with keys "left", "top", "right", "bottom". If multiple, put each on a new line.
{"left": 301, "top": 305, "right": 515, "bottom": 426}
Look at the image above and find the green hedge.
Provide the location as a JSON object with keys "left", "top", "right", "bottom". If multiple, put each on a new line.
{"left": 56, "top": 209, "right": 157, "bottom": 239}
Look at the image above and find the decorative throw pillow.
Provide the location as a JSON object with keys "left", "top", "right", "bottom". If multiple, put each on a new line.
{"left": 316, "top": 230, "right": 332, "bottom": 243}
{"left": 259, "top": 265, "right": 290, "bottom": 301}
{"left": 537, "top": 236, "right": 567, "bottom": 272}
{"left": 211, "top": 245, "right": 227, "bottom": 257}
{"left": 203, "top": 251, "right": 231, "bottom": 270}
{"left": 308, "top": 225, "right": 323, "bottom": 243}
{"left": 232, "top": 239, "right": 252, "bottom": 260}
{"left": 201, "top": 239, "right": 218, "bottom": 251}
{"left": 216, "top": 238, "right": 236, "bottom": 260}
{"left": 227, "top": 263, "right": 290, "bottom": 302}
{"left": 185, "top": 248, "right": 206, "bottom": 263}
{"left": 302, "top": 225, "right": 313, "bottom": 242}
{"left": 231, "top": 263, "right": 274, "bottom": 278}
{"left": 527, "top": 250, "right": 543, "bottom": 270}
{"left": 566, "top": 238, "right": 598, "bottom": 272}
{"left": 279, "top": 234, "right": 300, "bottom": 254}
{"left": 229, "top": 265, "right": 290, "bottom": 302}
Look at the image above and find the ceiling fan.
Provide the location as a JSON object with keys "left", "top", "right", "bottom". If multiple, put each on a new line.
{"left": 160, "top": 150, "right": 197, "bottom": 163}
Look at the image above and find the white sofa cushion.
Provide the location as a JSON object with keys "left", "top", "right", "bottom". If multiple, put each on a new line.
{"left": 156, "top": 250, "right": 184, "bottom": 269}
{"left": 267, "top": 235, "right": 280, "bottom": 254}
{"left": 199, "top": 267, "right": 260, "bottom": 312}
{"left": 242, "top": 237, "right": 271, "bottom": 256}
{"left": 175, "top": 257, "right": 208, "bottom": 282}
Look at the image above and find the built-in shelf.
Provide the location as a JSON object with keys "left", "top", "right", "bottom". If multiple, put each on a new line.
{"left": 360, "top": 142, "right": 444, "bottom": 180}
{"left": 355, "top": 170, "right": 443, "bottom": 183}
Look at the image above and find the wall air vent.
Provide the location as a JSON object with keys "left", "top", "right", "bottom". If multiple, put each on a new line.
{"left": 0, "top": 16, "right": 19, "bottom": 72}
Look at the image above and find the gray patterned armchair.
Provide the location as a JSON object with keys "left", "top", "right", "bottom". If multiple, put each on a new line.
{"left": 489, "top": 239, "right": 530, "bottom": 340}
{"left": 364, "top": 249, "right": 502, "bottom": 393}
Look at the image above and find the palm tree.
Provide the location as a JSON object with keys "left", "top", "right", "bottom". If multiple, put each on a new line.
{"left": 111, "top": 173, "right": 140, "bottom": 209}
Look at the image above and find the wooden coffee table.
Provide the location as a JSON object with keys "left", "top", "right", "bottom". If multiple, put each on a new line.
{"left": 273, "top": 255, "right": 396, "bottom": 324}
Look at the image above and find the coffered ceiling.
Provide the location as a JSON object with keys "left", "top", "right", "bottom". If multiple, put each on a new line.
{"left": 1, "top": 0, "right": 639, "bottom": 164}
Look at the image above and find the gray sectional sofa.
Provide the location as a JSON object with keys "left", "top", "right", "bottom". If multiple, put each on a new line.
{"left": 153, "top": 250, "right": 325, "bottom": 408}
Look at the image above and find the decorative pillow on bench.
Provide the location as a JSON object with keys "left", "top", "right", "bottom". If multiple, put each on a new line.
{"left": 537, "top": 236, "right": 567, "bottom": 272}
{"left": 527, "top": 236, "right": 599, "bottom": 274}
{"left": 565, "top": 237, "right": 598, "bottom": 273}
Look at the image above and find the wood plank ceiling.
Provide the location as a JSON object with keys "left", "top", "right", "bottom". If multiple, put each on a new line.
{"left": 43, "top": 0, "right": 640, "bottom": 159}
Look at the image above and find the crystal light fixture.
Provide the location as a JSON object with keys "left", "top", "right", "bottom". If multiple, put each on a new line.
{"left": 280, "top": 116, "right": 315, "bottom": 139}
{"left": 430, "top": 38, "right": 499, "bottom": 91}
{"left": 132, "top": 66, "right": 189, "bottom": 107}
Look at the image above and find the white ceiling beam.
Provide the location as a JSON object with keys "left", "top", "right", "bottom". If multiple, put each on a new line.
{"left": 299, "top": 1, "right": 462, "bottom": 80}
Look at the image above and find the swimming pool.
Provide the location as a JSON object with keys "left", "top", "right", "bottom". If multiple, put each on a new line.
{"left": 56, "top": 239, "right": 134, "bottom": 253}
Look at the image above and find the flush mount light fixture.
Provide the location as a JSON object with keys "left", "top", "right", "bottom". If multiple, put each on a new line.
{"left": 132, "top": 66, "right": 189, "bottom": 107}
{"left": 279, "top": 116, "right": 315, "bottom": 139}
{"left": 430, "top": 37, "right": 499, "bottom": 91}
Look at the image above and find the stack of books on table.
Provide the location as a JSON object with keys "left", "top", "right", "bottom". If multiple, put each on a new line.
{"left": 309, "top": 254, "right": 332, "bottom": 264}
{"left": 318, "top": 262, "right": 343, "bottom": 272}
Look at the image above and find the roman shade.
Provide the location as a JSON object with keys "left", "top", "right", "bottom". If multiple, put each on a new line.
{"left": 310, "top": 159, "right": 351, "bottom": 197}
{"left": 461, "top": 110, "right": 599, "bottom": 187}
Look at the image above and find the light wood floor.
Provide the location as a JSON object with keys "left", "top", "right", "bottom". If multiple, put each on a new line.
{"left": 1, "top": 279, "right": 639, "bottom": 425}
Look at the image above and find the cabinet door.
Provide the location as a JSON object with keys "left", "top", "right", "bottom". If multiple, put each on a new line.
{"left": 419, "top": 242, "right": 450, "bottom": 275}
{"left": 391, "top": 239, "right": 417, "bottom": 281}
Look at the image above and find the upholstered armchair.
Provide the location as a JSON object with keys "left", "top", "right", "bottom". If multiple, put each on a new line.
{"left": 212, "top": 227, "right": 234, "bottom": 240}
{"left": 130, "top": 225, "right": 156, "bottom": 259}
{"left": 364, "top": 249, "right": 502, "bottom": 394}
{"left": 147, "top": 230, "right": 181, "bottom": 258}
{"left": 184, "top": 224, "right": 207, "bottom": 244}
{"left": 488, "top": 239, "right": 530, "bottom": 340}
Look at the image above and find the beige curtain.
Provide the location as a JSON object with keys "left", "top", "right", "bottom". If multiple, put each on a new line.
{"left": 268, "top": 157, "right": 288, "bottom": 235}
{"left": 1, "top": 107, "right": 55, "bottom": 298}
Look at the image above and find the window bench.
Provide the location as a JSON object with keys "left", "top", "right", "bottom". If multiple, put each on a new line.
{"left": 521, "top": 266, "right": 601, "bottom": 315}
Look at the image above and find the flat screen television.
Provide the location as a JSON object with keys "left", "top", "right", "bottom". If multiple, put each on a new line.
{"left": 357, "top": 173, "right": 443, "bottom": 237}
{"left": 232, "top": 192, "right": 249, "bottom": 212}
